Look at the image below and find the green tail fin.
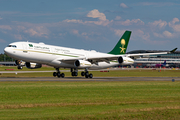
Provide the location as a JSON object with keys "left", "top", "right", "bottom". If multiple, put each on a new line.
{"left": 108, "top": 30, "right": 131, "bottom": 55}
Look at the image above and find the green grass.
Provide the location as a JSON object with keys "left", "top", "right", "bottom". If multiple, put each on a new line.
{"left": 0, "top": 81, "right": 179, "bottom": 119}
{"left": 0, "top": 67, "right": 180, "bottom": 119}
{"left": 1, "top": 69, "right": 180, "bottom": 77}
{"left": 0, "top": 66, "right": 55, "bottom": 71}
{"left": 93, "top": 69, "right": 180, "bottom": 77}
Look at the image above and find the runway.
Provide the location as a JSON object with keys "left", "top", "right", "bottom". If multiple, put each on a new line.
{"left": 0, "top": 77, "right": 179, "bottom": 82}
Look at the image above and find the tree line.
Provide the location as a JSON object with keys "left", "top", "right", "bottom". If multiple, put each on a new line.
{"left": 0, "top": 54, "right": 14, "bottom": 62}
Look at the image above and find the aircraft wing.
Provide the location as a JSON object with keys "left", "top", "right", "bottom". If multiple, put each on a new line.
{"left": 56, "top": 48, "right": 177, "bottom": 64}
{"left": 126, "top": 52, "right": 168, "bottom": 57}
{"left": 55, "top": 55, "right": 126, "bottom": 64}
{"left": 87, "top": 48, "right": 178, "bottom": 63}
{"left": 86, "top": 52, "right": 166, "bottom": 64}
{"left": 57, "top": 55, "right": 124, "bottom": 64}
{"left": 87, "top": 56, "right": 122, "bottom": 64}
{"left": 126, "top": 48, "right": 177, "bottom": 58}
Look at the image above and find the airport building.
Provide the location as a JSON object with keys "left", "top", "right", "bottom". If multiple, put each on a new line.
{"left": 0, "top": 62, "right": 16, "bottom": 66}
{"left": 127, "top": 50, "right": 180, "bottom": 68}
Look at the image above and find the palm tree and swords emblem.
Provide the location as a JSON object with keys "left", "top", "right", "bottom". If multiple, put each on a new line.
{"left": 120, "top": 39, "right": 126, "bottom": 53}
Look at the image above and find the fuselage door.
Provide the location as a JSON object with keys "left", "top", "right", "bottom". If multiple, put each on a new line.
{"left": 22, "top": 43, "right": 28, "bottom": 53}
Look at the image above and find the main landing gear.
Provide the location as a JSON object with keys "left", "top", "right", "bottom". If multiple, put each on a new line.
{"left": 53, "top": 68, "right": 93, "bottom": 78}
{"left": 53, "top": 68, "right": 65, "bottom": 78}
{"left": 81, "top": 68, "right": 93, "bottom": 78}
{"left": 71, "top": 68, "right": 78, "bottom": 77}
{"left": 71, "top": 68, "right": 93, "bottom": 78}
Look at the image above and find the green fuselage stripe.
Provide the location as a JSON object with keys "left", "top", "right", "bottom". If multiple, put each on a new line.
{"left": 15, "top": 49, "right": 80, "bottom": 58}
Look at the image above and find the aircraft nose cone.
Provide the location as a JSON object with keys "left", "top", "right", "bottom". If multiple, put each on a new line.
{"left": 4, "top": 47, "right": 8, "bottom": 54}
{"left": 4, "top": 47, "right": 10, "bottom": 55}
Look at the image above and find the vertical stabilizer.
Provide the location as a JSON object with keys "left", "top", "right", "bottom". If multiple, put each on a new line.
{"left": 108, "top": 30, "right": 131, "bottom": 55}
{"left": 163, "top": 60, "right": 166, "bottom": 65}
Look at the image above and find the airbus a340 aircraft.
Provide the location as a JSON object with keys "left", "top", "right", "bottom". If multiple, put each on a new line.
{"left": 4, "top": 31, "right": 176, "bottom": 78}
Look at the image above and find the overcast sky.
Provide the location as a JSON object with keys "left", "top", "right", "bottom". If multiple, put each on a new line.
{"left": 0, "top": 0, "right": 180, "bottom": 53}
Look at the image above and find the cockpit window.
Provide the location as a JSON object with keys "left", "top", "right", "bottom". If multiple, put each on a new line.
{"left": 8, "top": 45, "right": 17, "bottom": 48}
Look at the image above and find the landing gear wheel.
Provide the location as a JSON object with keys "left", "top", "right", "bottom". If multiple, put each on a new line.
{"left": 81, "top": 72, "right": 85, "bottom": 76}
{"left": 85, "top": 75, "right": 89, "bottom": 78}
{"left": 53, "top": 72, "right": 57, "bottom": 77}
{"left": 85, "top": 72, "right": 89, "bottom": 76}
{"left": 57, "top": 72, "right": 61, "bottom": 78}
{"left": 71, "top": 72, "right": 75, "bottom": 76}
{"left": 89, "top": 73, "right": 93, "bottom": 78}
{"left": 61, "top": 73, "right": 65, "bottom": 78}
{"left": 74, "top": 72, "right": 78, "bottom": 76}
{"left": 53, "top": 68, "right": 66, "bottom": 78}
{"left": 71, "top": 71, "right": 78, "bottom": 77}
{"left": 83, "top": 68, "right": 93, "bottom": 78}
{"left": 17, "top": 65, "right": 23, "bottom": 69}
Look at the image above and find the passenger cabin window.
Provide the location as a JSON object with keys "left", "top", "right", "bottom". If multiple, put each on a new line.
{"left": 8, "top": 45, "right": 17, "bottom": 48}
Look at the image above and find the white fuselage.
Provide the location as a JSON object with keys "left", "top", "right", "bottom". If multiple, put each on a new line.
{"left": 4, "top": 42, "right": 134, "bottom": 69}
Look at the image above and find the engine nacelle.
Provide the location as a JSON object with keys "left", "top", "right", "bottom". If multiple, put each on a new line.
{"left": 15, "top": 60, "right": 21, "bottom": 65}
{"left": 74, "top": 60, "right": 92, "bottom": 68}
{"left": 25, "top": 62, "right": 42, "bottom": 69}
{"left": 15, "top": 60, "right": 25, "bottom": 69}
{"left": 118, "top": 56, "right": 124, "bottom": 64}
{"left": 118, "top": 56, "right": 134, "bottom": 65}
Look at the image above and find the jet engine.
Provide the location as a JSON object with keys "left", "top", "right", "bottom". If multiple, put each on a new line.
{"left": 25, "top": 62, "right": 42, "bottom": 69}
{"left": 118, "top": 56, "right": 124, "bottom": 64}
{"left": 15, "top": 60, "right": 21, "bottom": 65}
{"left": 15, "top": 60, "right": 25, "bottom": 69}
{"left": 118, "top": 56, "right": 134, "bottom": 65}
{"left": 74, "top": 60, "right": 92, "bottom": 68}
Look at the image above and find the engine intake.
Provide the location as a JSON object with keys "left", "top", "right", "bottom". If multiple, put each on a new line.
{"left": 118, "top": 57, "right": 124, "bottom": 64}
{"left": 74, "top": 60, "right": 80, "bottom": 67}
{"left": 25, "top": 62, "right": 42, "bottom": 69}
{"left": 15, "top": 60, "right": 21, "bottom": 65}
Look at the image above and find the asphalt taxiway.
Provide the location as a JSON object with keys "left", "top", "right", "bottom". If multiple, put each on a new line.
{"left": 0, "top": 77, "right": 179, "bottom": 82}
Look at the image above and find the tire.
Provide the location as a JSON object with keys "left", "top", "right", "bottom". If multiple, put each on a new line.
{"left": 53, "top": 72, "right": 57, "bottom": 77}
{"left": 61, "top": 73, "right": 65, "bottom": 78}
{"left": 17, "top": 65, "right": 22, "bottom": 69}
{"left": 71, "top": 72, "right": 74, "bottom": 76}
{"left": 85, "top": 72, "right": 89, "bottom": 76}
{"left": 81, "top": 72, "right": 85, "bottom": 76}
{"left": 72, "top": 72, "right": 78, "bottom": 76}
{"left": 89, "top": 73, "right": 93, "bottom": 78}
{"left": 57, "top": 72, "right": 61, "bottom": 78}
{"left": 74, "top": 72, "right": 78, "bottom": 76}
{"left": 85, "top": 75, "right": 89, "bottom": 78}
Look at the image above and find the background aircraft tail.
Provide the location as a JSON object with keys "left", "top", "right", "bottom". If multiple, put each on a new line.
{"left": 108, "top": 30, "right": 131, "bottom": 55}
{"left": 163, "top": 60, "right": 166, "bottom": 65}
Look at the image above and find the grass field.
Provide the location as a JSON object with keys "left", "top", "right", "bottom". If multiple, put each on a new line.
{"left": 0, "top": 66, "right": 55, "bottom": 71}
{"left": 1, "top": 68, "right": 180, "bottom": 77}
{"left": 0, "top": 66, "right": 180, "bottom": 119}
{"left": 0, "top": 81, "right": 179, "bottom": 119}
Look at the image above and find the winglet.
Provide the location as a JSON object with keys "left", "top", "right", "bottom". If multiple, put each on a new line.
{"left": 169, "top": 48, "right": 177, "bottom": 53}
